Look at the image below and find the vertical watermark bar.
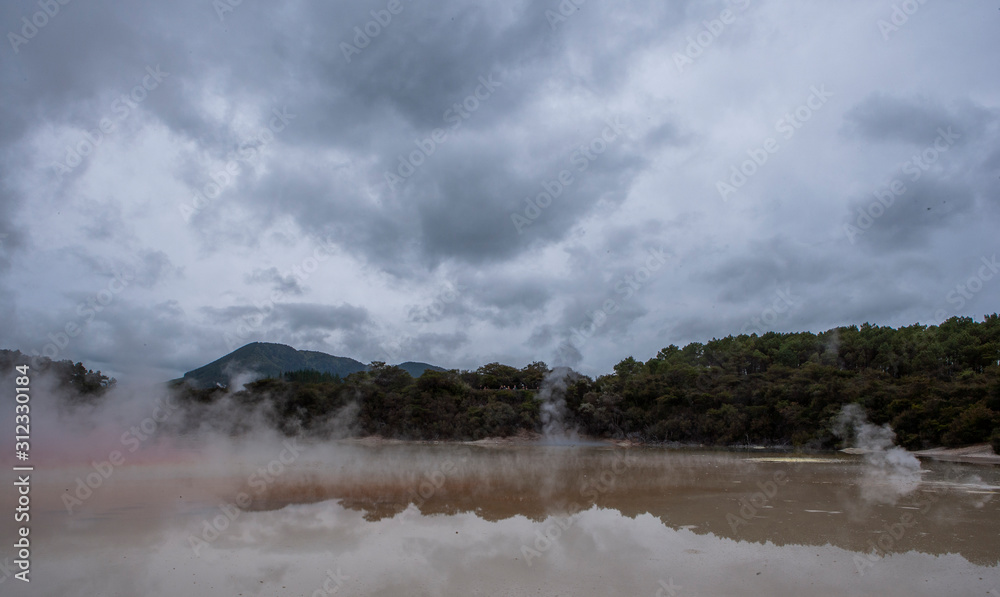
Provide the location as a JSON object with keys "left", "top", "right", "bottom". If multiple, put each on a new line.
{"left": 11, "top": 362, "right": 33, "bottom": 582}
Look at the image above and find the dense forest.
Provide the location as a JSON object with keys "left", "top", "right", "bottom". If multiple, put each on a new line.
{"left": 0, "top": 349, "right": 117, "bottom": 397}
{"left": 4, "top": 315, "right": 999, "bottom": 451}
{"left": 167, "top": 315, "right": 1000, "bottom": 452}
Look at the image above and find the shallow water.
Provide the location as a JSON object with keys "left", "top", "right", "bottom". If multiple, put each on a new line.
{"left": 3, "top": 444, "right": 999, "bottom": 596}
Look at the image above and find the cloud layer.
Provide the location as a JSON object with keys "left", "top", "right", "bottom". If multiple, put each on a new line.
{"left": 1, "top": 0, "right": 998, "bottom": 378}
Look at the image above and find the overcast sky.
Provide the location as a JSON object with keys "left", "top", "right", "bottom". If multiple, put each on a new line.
{"left": 1, "top": 0, "right": 998, "bottom": 380}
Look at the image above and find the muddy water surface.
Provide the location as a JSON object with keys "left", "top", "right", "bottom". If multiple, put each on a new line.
{"left": 3, "top": 444, "right": 999, "bottom": 596}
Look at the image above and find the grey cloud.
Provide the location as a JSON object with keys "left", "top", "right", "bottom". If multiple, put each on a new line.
{"left": 378, "top": 331, "right": 469, "bottom": 369}
{"left": 199, "top": 303, "right": 371, "bottom": 334}
{"left": 698, "top": 238, "right": 837, "bottom": 304}
{"left": 132, "top": 250, "right": 184, "bottom": 288}
{"left": 842, "top": 94, "right": 995, "bottom": 145}
{"left": 200, "top": 305, "right": 261, "bottom": 325}
{"left": 527, "top": 323, "right": 557, "bottom": 348}
{"left": 848, "top": 177, "right": 976, "bottom": 251}
{"left": 245, "top": 266, "right": 305, "bottom": 296}
{"left": 2, "top": 0, "right": 999, "bottom": 379}
{"left": 273, "top": 303, "right": 372, "bottom": 333}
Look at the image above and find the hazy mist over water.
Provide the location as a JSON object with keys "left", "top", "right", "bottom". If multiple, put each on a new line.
{"left": 2, "top": 439, "right": 999, "bottom": 596}
{"left": 2, "top": 351, "right": 1000, "bottom": 595}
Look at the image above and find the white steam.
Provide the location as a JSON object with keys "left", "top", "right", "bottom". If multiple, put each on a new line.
{"left": 222, "top": 362, "right": 264, "bottom": 390}
{"left": 833, "top": 403, "right": 922, "bottom": 504}
{"left": 537, "top": 367, "right": 578, "bottom": 443}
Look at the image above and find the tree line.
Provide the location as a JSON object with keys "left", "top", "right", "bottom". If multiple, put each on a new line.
{"left": 170, "top": 315, "right": 1000, "bottom": 451}
{"left": 0, "top": 350, "right": 116, "bottom": 397}
{"left": 5, "top": 314, "right": 999, "bottom": 451}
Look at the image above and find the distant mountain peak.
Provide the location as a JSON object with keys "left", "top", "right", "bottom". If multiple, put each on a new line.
{"left": 180, "top": 343, "right": 444, "bottom": 388}
{"left": 395, "top": 361, "right": 447, "bottom": 378}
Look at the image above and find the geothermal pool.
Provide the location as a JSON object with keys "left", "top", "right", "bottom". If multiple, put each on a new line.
{"left": 2, "top": 444, "right": 999, "bottom": 596}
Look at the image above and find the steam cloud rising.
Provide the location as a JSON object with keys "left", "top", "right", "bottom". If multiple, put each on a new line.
{"left": 537, "top": 367, "right": 578, "bottom": 443}
{"left": 833, "top": 403, "right": 923, "bottom": 504}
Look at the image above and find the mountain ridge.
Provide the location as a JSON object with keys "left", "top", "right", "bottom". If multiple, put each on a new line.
{"left": 179, "top": 342, "right": 445, "bottom": 388}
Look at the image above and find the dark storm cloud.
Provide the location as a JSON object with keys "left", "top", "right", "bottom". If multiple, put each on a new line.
{"left": 61, "top": 246, "right": 180, "bottom": 289}
{"left": 847, "top": 177, "right": 976, "bottom": 251}
{"left": 2, "top": 0, "right": 999, "bottom": 377}
{"left": 227, "top": 108, "right": 654, "bottom": 273}
{"left": 6, "top": 0, "right": 672, "bottom": 277}
{"left": 129, "top": 250, "right": 183, "bottom": 288}
{"left": 842, "top": 94, "right": 994, "bottom": 145}
{"left": 215, "top": 80, "right": 656, "bottom": 271}
{"left": 245, "top": 267, "right": 305, "bottom": 296}
{"left": 527, "top": 323, "right": 557, "bottom": 348}
{"left": 194, "top": 300, "right": 377, "bottom": 364}
{"left": 0, "top": 113, "right": 35, "bottom": 270}
{"left": 377, "top": 329, "right": 469, "bottom": 368}
{"left": 273, "top": 303, "right": 372, "bottom": 333}
{"left": 417, "top": 273, "right": 553, "bottom": 329}
{"left": 700, "top": 237, "right": 843, "bottom": 303}
{"left": 69, "top": 299, "right": 191, "bottom": 374}
{"left": 131, "top": 0, "right": 680, "bottom": 270}
{"left": 410, "top": 127, "right": 649, "bottom": 266}
{"left": 835, "top": 92, "right": 998, "bottom": 259}
{"left": 666, "top": 264, "right": 920, "bottom": 345}
{"left": 200, "top": 304, "right": 260, "bottom": 326}
{"left": 199, "top": 303, "right": 372, "bottom": 336}
{"left": 466, "top": 276, "right": 552, "bottom": 314}
{"left": 399, "top": 330, "right": 468, "bottom": 365}
{"left": 554, "top": 287, "right": 651, "bottom": 343}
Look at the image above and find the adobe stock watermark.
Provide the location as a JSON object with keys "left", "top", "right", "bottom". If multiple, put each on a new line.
{"left": 340, "top": 0, "right": 409, "bottom": 63}
{"left": 380, "top": 281, "right": 466, "bottom": 360}
{"left": 379, "top": 280, "right": 466, "bottom": 363}
{"left": 853, "top": 467, "right": 966, "bottom": 576}
{"left": 544, "top": 0, "right": 586, "bottom": 31}
{"left": 653, "top": 578, "right": 683, "bottom": 597}
{"left": 407, "top": 280, "right": 466, "bottom": 325}
{"left": 739, "top": 286, "right": 799, "bottom": 336}
{"left": 61, "top": 395, "right": 181, "bottom": 514}
{"left": 51, "top": 65, "right": 170, "bottom": 178}
{"left": 716, "top": 85, "right": 833, "bottom": 202}
{"left": 396, "top": 447, "right": 471, "bottom": 526}
{"left": 878, "top": 0, "right": 932, "bottom": 41}
{"left": 383, "top": 73, "right": 502, "bottom": 191}
{"left": 178, "top": 107, "right": 295, "bottom": 222}
{"left": 929, "top": 254, "right": 998, "bottom": 324}
{"left": 843, "top": 126, "right": 960, "bottom": 244}
{"left": 726, "top": 469, "right": 789, "bottom": 532}
{"left": 0, "top": 557, "right": 17, "bottom": 585}
{"left": 511, "top": 116, "right": 629, "bottom": 234}
{"left": 558, "top": 247, "right": 669, "bottom": 356}
{"left": 223, "top": 236, "right": 337, "bottom": 351}
{"left": 28, "top": 268, "right": 136, "bottom": 370}
{"left": 310, "top": 567, "right": 349, "bottom": 597}
{"left": 673, "top": 0, "right": 752, "bottom": 73}
{"left": 7, "top": 0, "right": 73, "bottom": 55}
{"left": 187, "top": 438, "right": 304, "bottom": 556}
{"left": 520, "top": 448, "right": 637, "bottom": 566}
{"left": 212, "top": 0, "right": 245, "bottom": 22}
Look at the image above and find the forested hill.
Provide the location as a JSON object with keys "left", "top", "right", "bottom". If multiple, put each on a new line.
{"left": 172, "top": 315, "right": 1000, "bottom": 451}
{"left": 178, "top": 342, "right": 367, "bottom": 387}
{"left": 177, "top": 342, "right": 445, "bottom": 388}
{"left": 586, "top": 315, "right": 1000, "bottom": 449}
{"left": 4, "top": 316, "right": 999, "bottom": 451}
